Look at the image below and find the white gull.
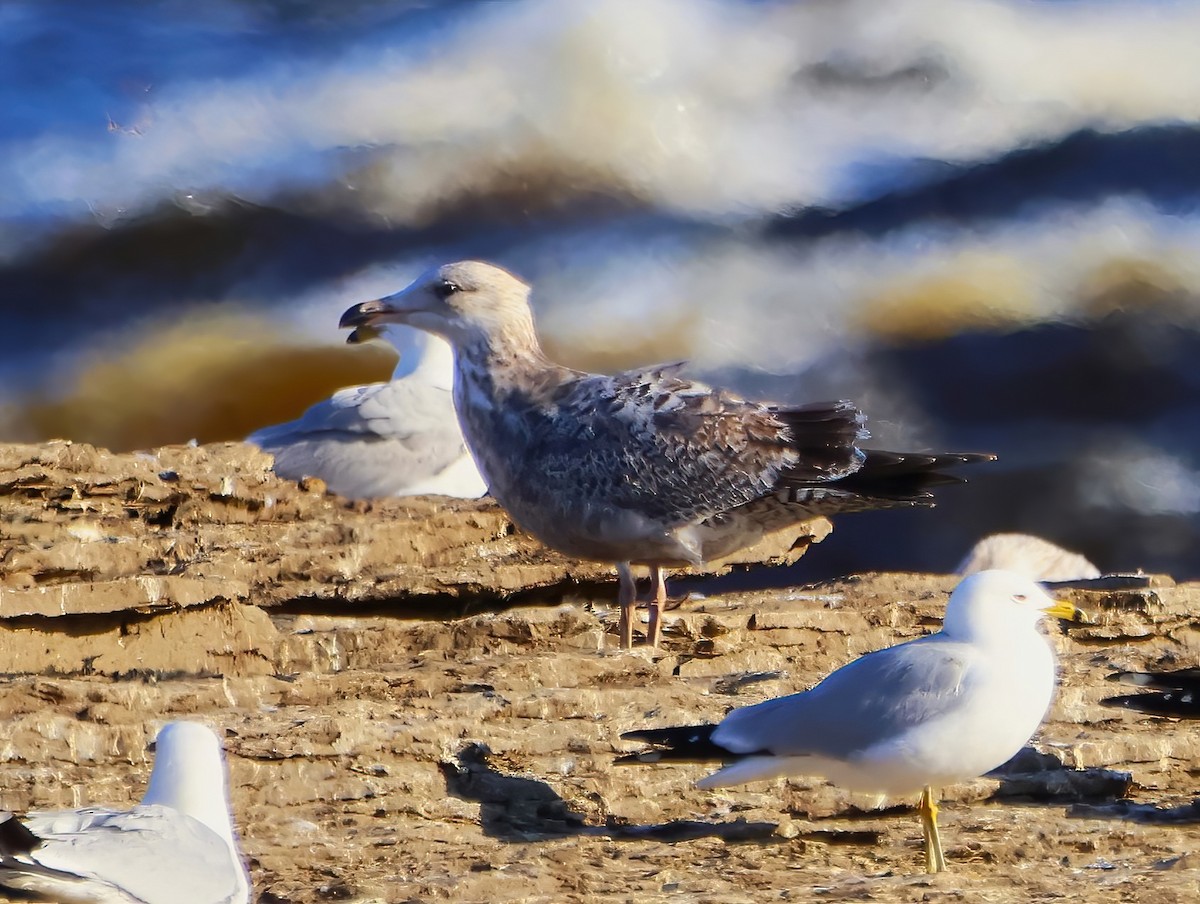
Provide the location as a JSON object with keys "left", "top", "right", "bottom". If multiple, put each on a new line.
{"left": 957, "top": 532, "right": 1100, "bottom": 582}
{"left": 247, "top": 324, "right": 487, "bottom": 499}
{"left": 0, "top": 721, "right": 250, "bottom": 904}
{"left": 618, "top": 570, "right": 1085, "bottom": 873}
{"left": 340, "top": 260, "right": 994, "bottom": 648}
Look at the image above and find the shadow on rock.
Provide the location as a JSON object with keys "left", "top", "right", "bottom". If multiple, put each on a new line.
{"left": 440, "top": 743, "right": 866, "bottom": 847}
{"left": 989, "top": 747, "right": 1133, "bottom": 804}
{"left": 602, "top": 816, "right": 781, "bottom": 844}
{"left": 439, "top": 743, "right": 588, "bottom": 840}
{"left": 1067, "top": 799, "right": 1200, "bottom": 825}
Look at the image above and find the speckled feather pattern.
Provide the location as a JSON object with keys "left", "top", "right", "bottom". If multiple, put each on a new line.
{"left": 465, "top": 357, "right": 860, "bottom": 513}
{"left": 454, "top": 335, "right": 883, "bottom": 563}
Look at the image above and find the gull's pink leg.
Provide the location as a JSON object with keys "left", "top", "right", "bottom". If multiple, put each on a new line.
{"left": 647, "top": 565, "right": 667, "bottom": 647}
{"left": 617, "top": 562, "right": 636, "bottom": 649}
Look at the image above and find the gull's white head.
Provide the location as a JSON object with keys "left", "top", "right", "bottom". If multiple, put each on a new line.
{"left": 339, "top": 261, "right": 536, "bottom": 351}
{"left": 940, "top": 569, "right": 1084, "bottom": 645}
{"left": 140, "top": 721, "right": 237, "bottom": 846}
{"left": 957, "top": 533, "right": 1100, "bottom": 583}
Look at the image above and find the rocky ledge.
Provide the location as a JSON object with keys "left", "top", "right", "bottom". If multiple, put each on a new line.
{"left": 0, "top": 441, "right": 1197, "bottom": 903}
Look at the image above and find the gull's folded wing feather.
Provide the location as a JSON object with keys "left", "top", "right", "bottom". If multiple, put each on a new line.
{"left": 249, "top": 380, "right": 457, "bottom": 443}
{"left": 507, "top": 362, "right": 865, "bottom": 526}
{"left": 713, "top": 638, "right": 975, "bottom": 759}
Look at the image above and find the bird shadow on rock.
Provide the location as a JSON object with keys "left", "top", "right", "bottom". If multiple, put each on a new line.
{"left": 438, "top": 743, "right": 589, "bottom": 841}
{"left": 440, "top": 743, "right": 874, "bottom": 847}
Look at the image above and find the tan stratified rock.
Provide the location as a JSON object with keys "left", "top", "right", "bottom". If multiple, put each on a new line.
{"left": 0, "top": 442, "right": 1198, "bottom": 902}
{"left": 0, "top": 440, "right": 829, "bottom": 615}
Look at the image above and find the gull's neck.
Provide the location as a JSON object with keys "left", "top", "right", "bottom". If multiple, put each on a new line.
{"left": 139, "top": 723, "right": 250, "bottom": 902}
{"left": 455, "top": 321, "right": 574, "bottom": 398}
{"left": 386, "top": 326, "right": 456, "bottom": 390}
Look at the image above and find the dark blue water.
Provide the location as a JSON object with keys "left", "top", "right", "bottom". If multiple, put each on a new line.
{"left": 4, "top": 0, "right": 1200, "bottom": 578}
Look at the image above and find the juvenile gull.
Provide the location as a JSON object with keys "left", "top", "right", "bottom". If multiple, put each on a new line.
{"left": 617, "top": 570, "right": 1085, "bottom": 873}
{"left": 1102, "top": 668, "right": 1200, "bottom": 718}
{"left": 340, "top": 261, "right": 994, "bottom": 648}
{"left": 0, "top": 721, "right": 250, "bottom": 904}
{"left": 247, "top": 324, "right": 486, "bottom": 499}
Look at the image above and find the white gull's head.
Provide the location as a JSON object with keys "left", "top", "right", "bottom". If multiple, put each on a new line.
{"left": 940, "top": 569, "right": 1083, "bottom": 646}
{"left": 339, "top": 261, "right": 535, "bottom": 350}
{"left": 956, "top": 533, "right": 1101, "bottom": 583}
{"left": 140, "top": 721, "right": 238, "bottom": 847}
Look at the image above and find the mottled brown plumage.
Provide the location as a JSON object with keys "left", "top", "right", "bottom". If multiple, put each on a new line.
{"left": 340, "top": 261, "right": 994, "bottom": 647}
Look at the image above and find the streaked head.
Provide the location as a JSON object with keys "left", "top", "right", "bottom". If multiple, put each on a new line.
{"left": 339, "top": 261, "right": 535, "bottom": 349}
{"left": 141, "top": 721, "right": 236, "bottom": 844}
{"left": 941, "top": 569, "right": 1085, "bottom": 643}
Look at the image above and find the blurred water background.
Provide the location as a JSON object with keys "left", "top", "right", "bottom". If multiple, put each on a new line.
{"left": 3, "top": 0, "right": 1200, "bottom": 580}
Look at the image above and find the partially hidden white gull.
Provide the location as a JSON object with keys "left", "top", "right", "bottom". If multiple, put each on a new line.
{"left": 0, "top": 721, "right": 250, "bottom": 904}
{"left": 617, "top": 569, "right": 1086, "bottom": 873}
{"left": 339, "top": 261, "right": 995, "bottom": 648}
{"left": 957, "top": 532, "right": 1100, "bottom": 582}
{"left": 247, "top": 323, "right": 487, "bottom": 500}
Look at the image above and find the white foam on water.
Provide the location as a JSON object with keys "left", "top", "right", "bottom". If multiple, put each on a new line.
{"left": 3, "top": 0, "right": 1200, "bottom": 224}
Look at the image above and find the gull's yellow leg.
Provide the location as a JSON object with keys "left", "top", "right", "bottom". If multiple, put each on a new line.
{"left": 617, "top": 563, "right": 636, "bottom": 649}
{"left": 919, "top": 786, "right": 947, "bottom": 873}
{"left": 647, "top": 565, "right": 667, "bottom": 647}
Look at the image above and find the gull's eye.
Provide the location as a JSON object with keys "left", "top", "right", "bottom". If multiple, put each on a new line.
{"left": 1013, "top": 593, "right": 1028, "bottom": 603}
{"left": 432, "top": 279, "right": 460, "bottom": 300}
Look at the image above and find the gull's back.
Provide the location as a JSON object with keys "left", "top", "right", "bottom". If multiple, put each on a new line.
{"left": 0, "top": 805, "right": 247, "bottom": 904}
{"left": 249, "top": 325, "right": 486, "bottom": 499}
{"left": 250, "top": 378, "right": 485, "bottom": 498}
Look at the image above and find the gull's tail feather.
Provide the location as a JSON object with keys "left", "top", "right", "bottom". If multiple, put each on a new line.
{"left": 1102, "top": 668, "right": 1200, "bottom": 718}
{"left": 811, "top": 450, "right": 998, "bottom": 505}
{"left": 616, "top": 724, "right": 745, "bottom": 765}
{"left": 774, "top": 401, "right": 868, "bottom": 481}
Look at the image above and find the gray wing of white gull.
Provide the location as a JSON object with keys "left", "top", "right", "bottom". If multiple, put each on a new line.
{"left": 248, "top": 378, "right": 486, "bottom": 499}
{"left": 618, "top": 636, "right": 980, "bottom": 789}
{"left": 707, "top": 638, "right": 973, "bottom": 762}
{"left": 0, "top": 805, "right": 246, "bottom": 904}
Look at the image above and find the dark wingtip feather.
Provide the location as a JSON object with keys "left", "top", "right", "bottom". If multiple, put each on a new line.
{"left": 773, "top": 401, "right": 869, "bottom": 480}
{"left": 1106, "top": 668, "right": 1200, "bottom": 691}
{"left": 813, "top": 448, "right": 995, "bottom": 504}
{"left": 943, "top": 452, "right": 999, "bottom": 465}
{"left": 1101, "top": 692, "right": 1200, "bottom": 719}
{"left": 615, "top": 724, "right": 737, "bottom": 765}
{"left": 0, "top": 812, "right": 41, "bottom": 857}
